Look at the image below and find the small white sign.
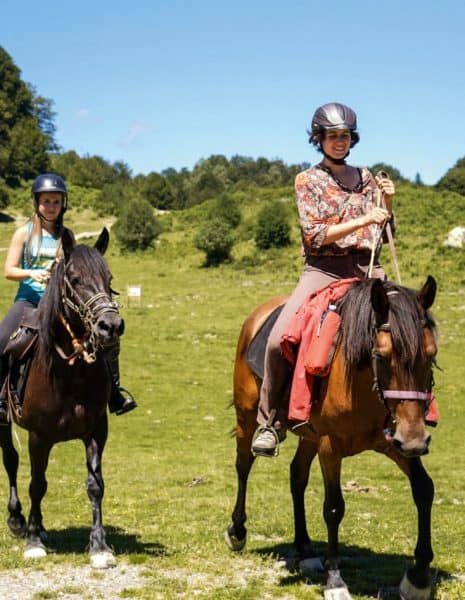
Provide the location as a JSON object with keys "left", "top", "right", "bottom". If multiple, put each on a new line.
{"left": 127, "top": 285, "right": 142, "bottom": 306}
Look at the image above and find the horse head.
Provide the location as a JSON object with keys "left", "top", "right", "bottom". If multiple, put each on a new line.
{"left": 41, "top": 228, "right": 123, "bottom": 366}
{"left": 370, "top": 276, "right": 437, "bottom": 457}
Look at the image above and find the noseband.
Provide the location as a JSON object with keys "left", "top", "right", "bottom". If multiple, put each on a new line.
{"left": 371, "top": 322, "right": 433, "bottom": 428}
{"left": 56, "top": 272, "right": 119, "bottom": 365}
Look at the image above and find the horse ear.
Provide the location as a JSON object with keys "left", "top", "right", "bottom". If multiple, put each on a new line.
{"left": 371, "top": 279, "right": 389, "bottom": 325}
{"left": 62, "top": 229, "right": 75, "bottom": 262}
{"left": 417, "top": 275, "right": 436, "bottom": 310}
{"left": 95, "top": 228, "right": 109, "bottom": 255}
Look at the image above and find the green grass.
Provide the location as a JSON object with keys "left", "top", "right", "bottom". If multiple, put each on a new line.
{"left": 0, "top": 187, "right": 464, "bottom": 598}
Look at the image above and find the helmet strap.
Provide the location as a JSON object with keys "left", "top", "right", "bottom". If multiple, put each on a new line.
{"left": 322, "top": 149, "right": 349, "bottom": 166}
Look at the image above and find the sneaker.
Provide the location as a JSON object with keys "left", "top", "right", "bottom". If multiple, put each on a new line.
{"left": 251, "top": 426, "right": 282, "bottom": 458}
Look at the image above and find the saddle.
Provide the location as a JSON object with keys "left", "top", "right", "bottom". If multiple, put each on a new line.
{"left": 0, "top": 307, "right": 40, "bottom": 417}
{"left": 246, "top": 294, "right": 343, "bottom": 382}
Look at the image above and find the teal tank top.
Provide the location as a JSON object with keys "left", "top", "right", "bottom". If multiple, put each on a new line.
{"left": 15, "top": 223, "right": 59, "bottom": 305}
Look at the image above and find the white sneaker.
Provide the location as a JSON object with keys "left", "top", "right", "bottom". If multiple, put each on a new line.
{"left": 251, "top": 427, "right": 280, "bottom": 457}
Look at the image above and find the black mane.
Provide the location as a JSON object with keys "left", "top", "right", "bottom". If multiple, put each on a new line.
{"left": 37, "top": 244, "right": 111, "bottom": 374}
{"left": 339, "top": 279, "right": 436, "bottom": 383}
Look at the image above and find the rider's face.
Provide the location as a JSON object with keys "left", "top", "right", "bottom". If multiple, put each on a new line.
{"left": 321, "top": 129, "right": 351, "bottom": 160}
{"left": 37, "top": 192, "right": 63, "bottom": 221}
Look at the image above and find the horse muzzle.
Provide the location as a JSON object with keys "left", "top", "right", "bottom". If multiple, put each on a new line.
{"left": 392, "top": 431, "right": 431, "bottom": 457}
{"left": 95, "top": 312, "right": 124, "bottom": 344}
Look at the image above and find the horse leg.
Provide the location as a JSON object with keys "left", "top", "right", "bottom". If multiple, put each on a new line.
{"left": 318, "top": 438, "right": 351, "bottom": 599}
{"left": 84, "top": 417, "right": 116, "bottom": 569}
{"left": 290, "top": 437, "right": 320, "bottom": 565}
{"left": 0, "top": 424, "right": 26, "bottom": 536}
{"left": 384, "top": 450, "right": 434, "bottom": 600}
{"left": 24, "top": 432, "right": 52, "bottom": 559}
{"left": 225, "top": 429, "right": 256, "bottom": 551}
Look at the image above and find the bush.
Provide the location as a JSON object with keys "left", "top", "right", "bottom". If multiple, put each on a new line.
{"left": 194, "top": 217, "right": 235, "bottom": 266}
{"left": 254, "top": 200, "right": 291, "bottom": 249}
{"left": 0, "top": 179, "right": 10, "bottom": 211}
{"left": 212, "top": 193, "right": 242, "bottom": 228}
{"left": 113, "top": 197, "right": 162, "bottom": 251}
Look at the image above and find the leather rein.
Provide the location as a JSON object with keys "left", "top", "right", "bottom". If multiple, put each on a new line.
{"left": 55, "top": 274, "right": 119, "bottom": 366}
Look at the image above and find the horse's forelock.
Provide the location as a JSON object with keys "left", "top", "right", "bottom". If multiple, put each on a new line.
{"left": 70, "top": 245, "right": 109, "bottom": 282}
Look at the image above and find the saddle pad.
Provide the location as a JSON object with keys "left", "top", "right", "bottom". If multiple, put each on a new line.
{"left": 246, "top": 304, "right": 284, "bottom": 379}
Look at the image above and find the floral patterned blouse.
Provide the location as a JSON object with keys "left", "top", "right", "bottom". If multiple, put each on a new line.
{"left": 295, "top": 164, "right": 382, "bottom": 257}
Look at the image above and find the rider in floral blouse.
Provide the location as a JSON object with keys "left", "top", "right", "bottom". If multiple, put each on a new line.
{"left": 252, "top": 102, "right": 395, "bottom": 457}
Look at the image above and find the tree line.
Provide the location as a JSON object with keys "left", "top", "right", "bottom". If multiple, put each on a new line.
{"left": 2, "top": 44, "right": 465, "bottom": 257}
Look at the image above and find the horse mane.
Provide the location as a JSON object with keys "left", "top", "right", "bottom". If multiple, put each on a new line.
{"left": 37, "top": 244, "right": 110, "bottom": 376}
{"left": 338, "top": 279, "right": 436, "bottom": 384}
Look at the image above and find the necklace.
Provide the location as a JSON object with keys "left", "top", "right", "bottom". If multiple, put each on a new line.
{"left": 317, "top": 163, "right": 363, "bottom": 193}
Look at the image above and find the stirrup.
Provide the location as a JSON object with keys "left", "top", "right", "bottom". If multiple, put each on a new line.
{"left": 251, "top": 425, "right": 281, "bottom": 458}
{"left": 109, "top": 387, "right": 137, "bottom": 415}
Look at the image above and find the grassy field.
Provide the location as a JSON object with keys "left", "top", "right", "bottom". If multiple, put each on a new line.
{"left": 0, "top": 189, "right": 464, "bottom": 599}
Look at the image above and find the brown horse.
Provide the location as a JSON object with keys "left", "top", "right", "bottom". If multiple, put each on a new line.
{"left": 226, "top": 276, "right": 438, "bottom": 600}
{"left": 0, "top": 228, "right": 123, "bottom": 568}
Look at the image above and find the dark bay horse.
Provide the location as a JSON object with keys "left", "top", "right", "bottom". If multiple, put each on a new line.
{"left": 226, "top": 277, "right": 438, "bottom": 600}
{"left": 0, "top": 228, "right": 123, "bottom": 568}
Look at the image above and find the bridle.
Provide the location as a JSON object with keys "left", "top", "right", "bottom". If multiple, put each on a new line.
{"left": 55, "top": 271, "right": 119, "bottom": 365}
{"left": 371, "top": 321, "right": 434, "bottom": 432}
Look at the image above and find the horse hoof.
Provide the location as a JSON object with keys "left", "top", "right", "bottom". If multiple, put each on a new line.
{"left": 8, "top": 517, "right": 27, "bottom": 538}
{"left": 90, "top": 551, "right": 117, "bottom": 569}
{"left": 24, "top": 544, "right": 47, "bottom": 559}
{"left": 324, "top": 587, "right": 352, "bottom": 600}
{"left": 224, "top": 528, "right": 246, "bottom": 552}
{"left": 399, "top": 573, "right": 432, "bottom": 600}
{"left": 299, "top": 556, "right": 325, "bottom": 572}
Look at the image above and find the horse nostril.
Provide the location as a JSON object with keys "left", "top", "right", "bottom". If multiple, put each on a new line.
{"left": 98, "top": 320, "right": 111, "bottom": 333}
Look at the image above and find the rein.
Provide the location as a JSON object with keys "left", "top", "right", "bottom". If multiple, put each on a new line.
{"left": 55, "top": 273, "right": 119, "bottom": 366}
{"left": 368, "top": 170, "right": 402, "bottom": 284}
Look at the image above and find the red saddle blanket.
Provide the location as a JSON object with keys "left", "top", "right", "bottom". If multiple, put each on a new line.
{"left": 281, "top": 278, "right": 358, "bottom": 423}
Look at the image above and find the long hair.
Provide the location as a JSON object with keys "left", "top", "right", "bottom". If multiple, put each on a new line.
{"left": 25, "top": 193, "right": 70, "bottom": 266}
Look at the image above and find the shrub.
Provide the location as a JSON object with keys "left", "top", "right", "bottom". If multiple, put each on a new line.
{"left": 0, "top": 179, "right": 10, "bottom": 211}
{"left": 255, "top": 200, "right": 291, "bottom": 249}
{"left": 194, "top": 217, "right": 235, "bottom": 266}
{"left": 212, "top": 193, "right": 242, "bottom": 229}
{"left": 113, "top": 197, "right": 162, "bottom": 251}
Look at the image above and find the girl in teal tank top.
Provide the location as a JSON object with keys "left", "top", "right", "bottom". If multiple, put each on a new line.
{"left": 15, "top": 223, "right": 60, "bottom": 305}
{"left": 0, "top": 173, "right": 137, "bottom": 422}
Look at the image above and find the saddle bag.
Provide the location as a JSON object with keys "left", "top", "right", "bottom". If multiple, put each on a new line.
{"left": 4, "top": 308, "right": 39, "bottom": 361}
{"left": 304, "top": 305, "right": 341, "bottom": 377}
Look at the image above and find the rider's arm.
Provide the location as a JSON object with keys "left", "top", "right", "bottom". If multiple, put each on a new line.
{"left": 4, "top": 226, "right": 48, "bottom": 284}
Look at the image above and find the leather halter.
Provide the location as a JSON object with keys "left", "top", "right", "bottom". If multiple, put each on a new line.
{"left": 55, "top": 273, "right": 119, "bottom": 365}
{"left": 371, "top": 321, "right": 433, "bottom": 428}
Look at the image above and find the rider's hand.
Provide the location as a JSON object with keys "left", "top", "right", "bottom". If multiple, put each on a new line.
{"left": 30, "top": 269, "right": 51, "bottom": 285}
{"left": 375, "top": 175, "right": 395, "bottom": 200}
{"left": 360, "top": 207, "right": 390, "bottom": 227}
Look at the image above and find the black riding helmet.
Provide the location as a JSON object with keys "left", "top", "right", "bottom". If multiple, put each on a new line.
{"left": 31, "top": 173, "right": 68, "bottom": 213}
{"left": 309, "top": 102, "right": 360, "bottom": 149}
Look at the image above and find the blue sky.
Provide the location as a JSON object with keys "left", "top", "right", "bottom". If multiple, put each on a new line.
{"left": 2, "top": 0, "right": 464, "bottom": 184}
